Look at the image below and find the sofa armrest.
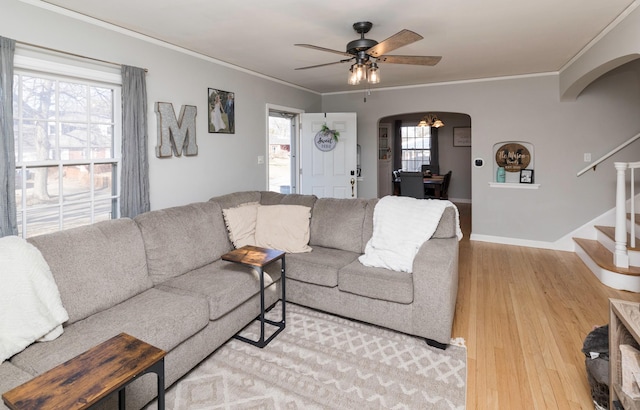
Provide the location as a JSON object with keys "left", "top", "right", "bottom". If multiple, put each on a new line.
{"left": 410, "top": 237, "right": 459, "bottom": 345}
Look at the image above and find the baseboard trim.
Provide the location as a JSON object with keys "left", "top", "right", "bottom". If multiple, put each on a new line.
{"left": 469, "top": 233, "right": 574, "bottom": 251}
{"left": 449, "top": 197, "right": 471, "bottom": 204}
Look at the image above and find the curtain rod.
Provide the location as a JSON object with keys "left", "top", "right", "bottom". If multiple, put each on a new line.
{"left": 16, "top": 40, "right": 148, "bottom": 72}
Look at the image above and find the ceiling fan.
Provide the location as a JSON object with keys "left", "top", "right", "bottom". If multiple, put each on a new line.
{"left": 295, "top": 21, "right": 441, "bottom": 85}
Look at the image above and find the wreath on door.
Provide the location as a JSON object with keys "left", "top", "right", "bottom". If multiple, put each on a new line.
{"left": 314, "top": 124, "right": 340, "bottom": 152}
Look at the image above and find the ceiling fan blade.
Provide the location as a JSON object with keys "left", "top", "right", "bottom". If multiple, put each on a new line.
{"left": 295, "top": 44, "right": 353, "bottom": 57}
{"left": 295, "top": 59, "right": 353, "bottom": 70}
{"left": 366, "top": 29, "right": 423, "bottom": 58}
{"left": 377, "top": 55, "right": 442, "bottom": 66}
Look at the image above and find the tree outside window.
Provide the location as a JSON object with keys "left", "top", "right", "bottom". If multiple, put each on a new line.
{"left": 13, "top": 70, "right": 120, "bottom": 237}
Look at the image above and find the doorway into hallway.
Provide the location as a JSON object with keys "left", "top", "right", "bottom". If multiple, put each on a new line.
{"left": 268, "top": 108, "right": 299, "bottom": 194}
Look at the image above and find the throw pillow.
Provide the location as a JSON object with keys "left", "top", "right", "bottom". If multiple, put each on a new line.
{"left": 222, "top": 203, "right": 259, "bottom": 248}
{"left": 254, "top": 205, "right": 312, "bottom": 253}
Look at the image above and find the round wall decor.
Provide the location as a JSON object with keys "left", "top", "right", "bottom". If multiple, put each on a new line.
{"left": 495, "top": 143, "right": 531, "bottom": 172}
{"left": 314, "top": 130, "right": 338, "bottom": 152}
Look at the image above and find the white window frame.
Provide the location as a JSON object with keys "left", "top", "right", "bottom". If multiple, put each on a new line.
{"left": 401, "top": 125, "right": 432, "bottom": 172}
{"left": 13, "top": 52, "right": 122, "bottom": 237}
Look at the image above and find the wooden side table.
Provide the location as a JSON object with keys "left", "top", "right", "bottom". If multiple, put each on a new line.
{"left": 222, "top": 245, "right": 286, "bottom": 348}
{"left": 2, "top": 333, "right": 166, "bottom": 410}
{"left": 609, "top": 299, "right": 640, "bottom": 410}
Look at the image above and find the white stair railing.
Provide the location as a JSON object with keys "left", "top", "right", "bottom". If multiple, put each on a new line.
{"left": 614, "top": 161, "right": 640, "bottom": 268}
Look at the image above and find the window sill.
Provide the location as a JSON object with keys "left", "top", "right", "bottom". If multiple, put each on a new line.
{"left": 489, "top": 182, "right": 540, "bottom": 189}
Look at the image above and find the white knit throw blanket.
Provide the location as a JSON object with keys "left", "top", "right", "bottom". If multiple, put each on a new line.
{"left": 0, "top": 236, "right": 68, "bottom": 363}
{"left": 359, "top": 196, "right": 462, "bottom": 273}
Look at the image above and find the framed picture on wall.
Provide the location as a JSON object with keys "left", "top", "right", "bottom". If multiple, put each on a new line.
{"left": 453, "top": 127, "right": 471, "bottom": 147}
{"left": 520, "top": 169, "right": 534, "bottom": 183}
{"left": 208, "top": 88, "right": 235, "bottom": 133}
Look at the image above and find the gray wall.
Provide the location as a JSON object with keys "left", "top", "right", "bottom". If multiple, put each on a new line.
{"left": 2, "top": 0, "right": 321, "bottom": 210}
{"left": 322, "top": 63, "right": 640, "bottom": 242}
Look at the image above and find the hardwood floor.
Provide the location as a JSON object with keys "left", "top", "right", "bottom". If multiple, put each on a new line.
{"left": 452, "top": 202, "right": 640, "bottom": 409}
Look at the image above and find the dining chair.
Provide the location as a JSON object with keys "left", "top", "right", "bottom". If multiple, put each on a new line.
{"left": 425, "top": 170, "right": 452, "bottom": 200}
{"left": 440, "top": 171, "right": 452, "bottom": 199}
{"left": 399, "top": 172, "right": 425, "bottom": 199}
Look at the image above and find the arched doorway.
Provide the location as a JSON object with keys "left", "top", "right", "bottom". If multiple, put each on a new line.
{"left": 377, "top": 112, "right": 472, "bottom": 203}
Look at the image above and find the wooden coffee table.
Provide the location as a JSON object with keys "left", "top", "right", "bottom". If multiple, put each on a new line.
{"left": 222, "top": 245, "right": 286, "bottom": 348}
{"left": 2, "top": 333, "right": 166, "bottom": 410}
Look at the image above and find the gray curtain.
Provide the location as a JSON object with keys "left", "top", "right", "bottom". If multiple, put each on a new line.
{"left": 393, "top": 120, "right": 402, "bottom": 171}
{"left": 120, "top": 65, "right": 150, "bottom": 218}
{"left": 430, "top": 127, "right": 440, "bottom": 173}
{"left": 0, "top": 36, "right": 17, "bottom": 237}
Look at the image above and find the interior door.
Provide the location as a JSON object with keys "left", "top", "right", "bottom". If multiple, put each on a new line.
{"left": 300, "top": 113, "right": 358, "bottom": 198}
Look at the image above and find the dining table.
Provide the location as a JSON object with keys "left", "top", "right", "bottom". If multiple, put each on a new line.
{"left": 393, "top": 175, "right": 445, "bottom": 198}
{"left": 423, "top": 175, "right": 445, "bottom": 197}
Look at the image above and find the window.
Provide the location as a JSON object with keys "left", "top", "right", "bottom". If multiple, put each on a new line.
{"left": 13, "top": 68, "right": 121, "bottom": 237}
{"left": 401, "top": 126, "right": 432, "bottom": 171}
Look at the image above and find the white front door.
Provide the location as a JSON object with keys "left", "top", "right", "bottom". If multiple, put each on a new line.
{"left": 300, "top": 113, "right": 358, "bottom": 198}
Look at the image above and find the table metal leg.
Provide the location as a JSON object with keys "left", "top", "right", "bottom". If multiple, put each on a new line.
{"left": 234, "top": 258, "right": 286, "bottom": 348}
{"left": 116, "top": 358, "right": 164, "bottom": 410}
{"left": 258, "top": 266, "right": 265, "bottom": 345}
{"left": 281, "top": 255, "right": 286, "bottom": 326}
{"left": 118, "top": 388, "right": 125, "bottom": 410}
{"left": 153, "top": 358, "right": 165, "bottom": 410}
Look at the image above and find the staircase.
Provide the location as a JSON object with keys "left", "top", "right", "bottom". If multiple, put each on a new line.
{"left": 574, "top": 162, "right": 640, "bottom": 292}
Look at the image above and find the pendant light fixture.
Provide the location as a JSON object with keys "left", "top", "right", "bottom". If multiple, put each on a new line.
{"left": 417, "top": 113, "right": 445, "bottom": 128}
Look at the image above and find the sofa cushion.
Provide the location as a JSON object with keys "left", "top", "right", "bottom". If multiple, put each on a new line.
{"left": 135, "top": 201, "right": 232, "bottom": 284}
{"left": 157, "top": 260, "right": 282, "bottom": 321}
{"left": 338, "top": 259, "right": 413, "bottom": 304}
{"left": 254, "top": 205, "right": 312, "bottom": 253}
{"left": 0, "top": 362, "right": 34, "bottom": 410}
{"left": 260, "top": 191, "right": 318, "bottom": 208}
{"left": 310, "top": 198, "right": 368, "bottom": 253}
{"left": 10, "top": 288, "right": 208, "bottom": 376}
{"left": 285, "top": 247, "right": 359, "bottom": 287}
{"left": 222, "top": 203, "right": 259, "bottom": 248}
{"left": 209, "top": 191, "right": 261, "bottom": 210}
{"left": 28, "top": 218, "right": 152, "bottom": 325}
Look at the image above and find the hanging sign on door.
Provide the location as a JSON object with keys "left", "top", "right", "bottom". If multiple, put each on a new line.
{"left": 314, "top": 125, "right": 339, "bottom": 152}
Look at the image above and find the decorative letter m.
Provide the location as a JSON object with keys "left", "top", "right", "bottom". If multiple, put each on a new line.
{"left": 155, "top": 102, "right": 198, "bottom": 157}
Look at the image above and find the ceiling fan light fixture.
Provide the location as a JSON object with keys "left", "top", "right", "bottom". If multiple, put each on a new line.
{"left": 296, "top": 22, "right": 442, "bottom": 89}
{"left": 368, "top": 62, "right": 380, "bottom": 84}
{"left": 348, "top": 66, "right": 359, "bottom": 85}
{"left": 355, "top": 62, "right": 366, "bottom": 82}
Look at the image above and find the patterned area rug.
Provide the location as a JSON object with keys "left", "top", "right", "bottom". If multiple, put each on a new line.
{"left": 145, "top": 303, "right": 466, "bottom": 409}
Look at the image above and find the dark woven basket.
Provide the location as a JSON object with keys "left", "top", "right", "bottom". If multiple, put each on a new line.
{"left": 586, "top": 362, "right": 609, "bottom": 409}
{"left": 583, "top": 325, "right": 609, "bottom": 409}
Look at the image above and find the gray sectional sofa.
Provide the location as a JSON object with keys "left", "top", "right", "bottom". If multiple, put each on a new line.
{"left": 1, "top": 191, "right": 459, "bottom": 410}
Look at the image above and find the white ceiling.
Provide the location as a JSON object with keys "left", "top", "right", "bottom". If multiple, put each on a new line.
{"left": 41, "top": 0, "right": 636, "bottom": 93}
